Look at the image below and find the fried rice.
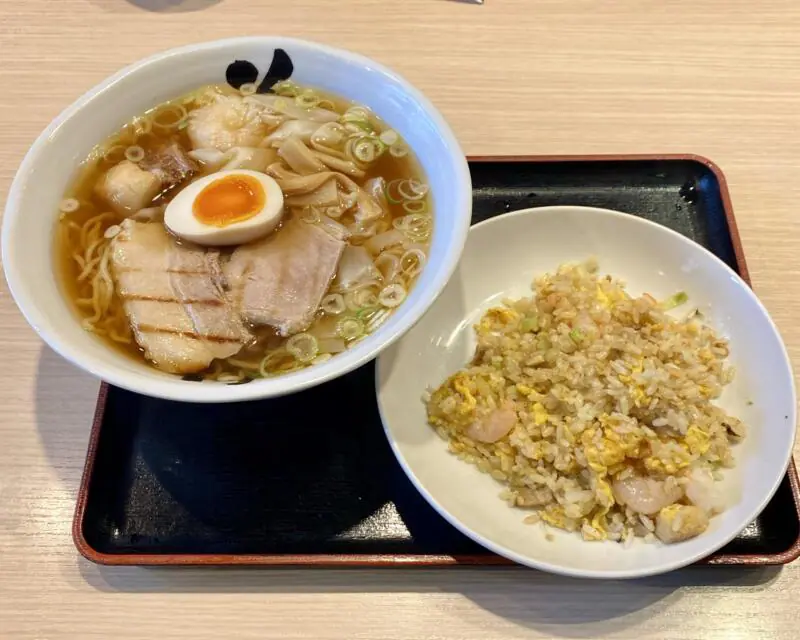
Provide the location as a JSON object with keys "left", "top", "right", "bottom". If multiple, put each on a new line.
{"left": 425, "top": 259, "right": 746, "bottom": 544}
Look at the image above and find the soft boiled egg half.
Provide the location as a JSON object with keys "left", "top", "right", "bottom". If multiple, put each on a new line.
{"left": 165, "top": 170, "right": 284, "bottom": 246}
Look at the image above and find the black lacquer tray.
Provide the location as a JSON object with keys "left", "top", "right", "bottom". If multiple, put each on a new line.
{"left": 74, "top": 155, "right": 800, "bottom": 566}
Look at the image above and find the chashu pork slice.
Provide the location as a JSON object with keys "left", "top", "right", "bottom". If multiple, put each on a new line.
{"left": 111, "top": 220, "right": 252, "bottom": 374}
{"left": 225, "top": 219, "right": 346, "bottom": 336}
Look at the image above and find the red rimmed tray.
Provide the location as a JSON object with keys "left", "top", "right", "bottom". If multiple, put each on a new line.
{"left": 73, "top": 154, "right": 800, "bottom": 566}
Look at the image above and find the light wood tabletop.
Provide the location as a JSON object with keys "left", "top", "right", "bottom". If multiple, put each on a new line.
{"left": 2, "top": 0, "right": 800, "bottom": 638}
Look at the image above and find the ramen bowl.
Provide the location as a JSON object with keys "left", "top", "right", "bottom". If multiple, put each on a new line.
{"left": 2, "top": 37, "right": 471, "bottom": 402}
{"left": 377, "top": 206, "right": 796, "bottom": 578}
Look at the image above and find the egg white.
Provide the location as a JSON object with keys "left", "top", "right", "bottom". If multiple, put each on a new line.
{"left": 165, "top": 169, "right": 284, "bottom": 246}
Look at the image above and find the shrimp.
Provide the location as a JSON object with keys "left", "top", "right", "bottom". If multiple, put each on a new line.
{"left": 466, "top": 402, "right": 517, "bottom": 443}
{"left": 684, "top": 467, "right": 726, "bottom": 515}
{"left": 612, "top": 476, "right": 683, "bottom": 515}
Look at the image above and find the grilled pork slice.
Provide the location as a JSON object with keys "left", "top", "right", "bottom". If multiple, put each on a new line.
{"left": 140, "top": 141, "right": 196, "bottom": 190}
{"left": 111, "top": 220, "right": 252, "bottom": 374}
{"left": 225, "top": 219, "right": 345, "bottom": 336}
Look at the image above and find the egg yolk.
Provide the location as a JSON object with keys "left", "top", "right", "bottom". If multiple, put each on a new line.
{"left": 192, "top": 174, "right": 265, "bottom": 227}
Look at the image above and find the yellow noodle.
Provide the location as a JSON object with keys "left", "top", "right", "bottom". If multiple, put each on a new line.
{"left": 64, "top": 212, "right": 132, "bottom": 344}
{"left": 101, "top": 144, "right": 127, "bottom": 165}
{"left": 226, "top": 357, "right": 262, "bottom": 371}
{"left": 77, "top": 237, "right": 106, "bottom": 281}
{"left": 259, "top": 350, "right": 293, "bottom": 378}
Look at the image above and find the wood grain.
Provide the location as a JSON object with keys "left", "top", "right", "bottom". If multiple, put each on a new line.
{"left": 1, "top": 1, "right": 799, "bottom": 638}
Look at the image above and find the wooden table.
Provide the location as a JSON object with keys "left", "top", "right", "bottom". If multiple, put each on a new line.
{"left": 1, "top": 1, "right": 799, "bottom": 638}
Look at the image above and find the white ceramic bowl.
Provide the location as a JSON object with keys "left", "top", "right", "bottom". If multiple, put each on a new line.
{"left": 2, "top": 37, "right": 471, "bottom": 402}
{"left": 377, "top": 206, "right": 796, "bottom": 579}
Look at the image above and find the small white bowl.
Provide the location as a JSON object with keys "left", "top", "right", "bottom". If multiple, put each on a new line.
{"left": 377, "top": 206, "right": 796, "bottom": 579}
{"left": 2, "top": 37, "right": 471, "bottom": 402}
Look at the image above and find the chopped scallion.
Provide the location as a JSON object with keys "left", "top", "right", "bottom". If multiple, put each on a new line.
{"left": 336, "top": 317, "right": 365, "bottom": 340}
{"left": 356, "top": 306, "right": 377, "bottom": 319}
{"left": 286, "top": 333, "right": 318, "bottom": 362}
{"left": 378, "top": 283, "right": 407, "bottom": 308}
{"left": 521, "top": 316, "right": 539, "bottom": 333}
{"left": 661, "top": 291, "right": 689, "bottom": 310}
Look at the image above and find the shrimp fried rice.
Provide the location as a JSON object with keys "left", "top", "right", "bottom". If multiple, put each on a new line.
{"left": 425, "top": 260, "right": 747, "bottom": 544}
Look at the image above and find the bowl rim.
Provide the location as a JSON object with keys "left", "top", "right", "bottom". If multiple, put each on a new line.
{"left": 376, "top": 205, "right": 797, "bottom": 579}
{"left": 1, "top": 36, "right": 472, "bottom": 402}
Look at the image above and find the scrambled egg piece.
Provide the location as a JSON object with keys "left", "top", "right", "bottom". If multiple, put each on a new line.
{"left": 618, "top": 360, "right": 649, "bottom": 406}
{"left": 595, "top": 283, "right": 626, "bottom": 309}
{"left": 685, "top": 425, "right": 711, "bottom": 456}
{"left": 541, "top": 505, "right": 568, "bottom": 530}
{"left": 596, "top": 286, "right": 612, "bottom": 308}
{"left": 595, "top": 478, "right": 614, "bottom": 508}
{"left": 476, "top": 307, "right": 520, "bottom": 334}
{"left": 429, "top": 372, "right": 478, "bottom": 426}
{"left": 451, "top": 374, "right": 477, "bottom": 415}
{"left": 554, "top": 457, "right": 579, "bottom": 474}
{"left": 581, "top": 427, "right": 625, "bottom": 474}
{"left": 699, "top": 385, "right": 714, "bottom": 398}
{"left": 558, "top": 423, "right": 576, "bottom": 445}
{"left": 601, "top": 423, "right": 644, "bottom": 458}
{"left": 525, "top": 441, "right": 549, "bottom": 462}
{"left": 580, "top": 428, "right": 599, "bottom": 446}
{"left": 532, "top": 402, "right": 549, "bottom": 425}
{"left": 581, "top": 420, "right": 646, "bottom": 479}
{"left": 643, "top": 446, "right": 692, "bottom": 475}
{"left": 587, "top": 478, "right": 615, "bottom": 539}
{"left": 699, "top": 348, "right": 714, "bottom": 363}
{"left": 575, "top": 429, "right": 620, "bottom": 539}
{"left": 585, "top": 442, "right": 625, "bottom": 473}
